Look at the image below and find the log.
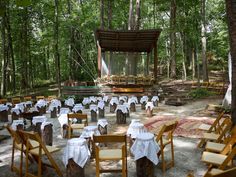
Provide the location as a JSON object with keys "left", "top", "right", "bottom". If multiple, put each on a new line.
{"left": 37, "top": 106, "right": 46, "bottom": 116}
{"left": 42, "top": 124, "right": 53, "bottom": 146}
{"left": 98, "top": 125, "right": 107, "bottom": 135}
{"left": 136, "top": 156, "right": 154, "bottom": 177}
{"left": 116, "top": 110, "right": 126, "bottom": 124}
{"left": 126, "top": 110, "right": 130, "bottom": 118}
{"left": 141, "top": 103, "right": 146, "bottom": 110}
{"left": 57, "top": 106, "right": 61, "bottom": 114}
{"left": 0, "top": 110, "right": 8, "bottom": 122}
{"left": 146, "top": 108, "right": 153, "bottom": 117}
{"left": 16, "top": 124, "right": 24, "bottom": 130}
{"left": 50, "top": 107, "right": 57, "bottom": 118}
{"left": 98, "top": 108, "right": 105, "bottom": 118}
{"left": 130, "top": 103, "right": 136, "bottom": 112}
{"left": 34, "top": 122, "right": 42, "bottom": 136}
{"left": 66, "top": 158, "right": 85, "bottom": 177}
{"left": 7, "top": 106, "right": 12, "bottom": 115}
{"left": 110, "top": 103, "right": 117, "bottom": 113}
{"left": 62, "top": 124, "right": 69, "bottom": 139}
{"left": 153, "top": 100, "right": 158, "bottom": 107}
{"left": 91, "top": 110, "right": 97, "bottom": 122}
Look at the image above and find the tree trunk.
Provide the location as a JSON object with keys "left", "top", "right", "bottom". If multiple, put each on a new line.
{"left": 1, "top": 13, "right": 7, "bottom": 96}
{"left": 108, "top": 0, "right": 112, "bottom": 29}
{"left": 100, "top": 0, "right": 105, "bottom": 29}
{"left": 134, "top": 0, "right": 141, "bottom": 30}
{"left": 54, "top": 0, "right": 61, "bottom": 97}
{"left": 128, "top": 0, "right": 134, "bottom": 30}
{"left": 201, "top": 0, "right": 209, "bottom": 82}
{"left": 225, "top": 0, "right": 236, "bottom": 125}
{"left": 170, "top": 0, "right": 177, "bottom": 78}
{"left": 192, "top": 48, "right": 196, "bottom": 80}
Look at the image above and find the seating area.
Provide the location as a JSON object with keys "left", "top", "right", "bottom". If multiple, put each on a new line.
{"left": 0, "top": 95, "right": 235, "bottom": 177}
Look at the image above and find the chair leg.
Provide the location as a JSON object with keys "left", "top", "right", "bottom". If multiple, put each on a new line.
{"left": 198, "top": 139, "right": 205, "bottom": 148}
{"left": 161, "top": 149, "right": 165, "bottom": 172}
{"left": 96, "top": 160, "right": 100, "bottom": 177}
{"left": 11, "top": 144, "right": 15, "bottom": 171}
{"left": 171, "top": 140, "right": 175, "bottom": 167}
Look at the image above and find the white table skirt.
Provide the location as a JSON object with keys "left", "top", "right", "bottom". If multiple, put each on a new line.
{"left": 131, "top": 132, "right": 160, "bottom": 165}
{"left": 80, "top": 125, "right": 100, "bottom": 139}
{"left": 89, "top": 96, "right": 97, "bottom": 103}
{"left": 89, "top": 104, "right": 97, "bottom": 112}
{"left": 11, "top": 108, "right": 21, "bottom": 115}
{"left": 103, "top": 96, "right": 109, "bottom": 102}
{"left": 151, "top": 96, "right": 159, "bottom": 102}
{"left": 145, "top": 102, "right": 154, "bottom": 110}
{"left": 59, "top": 107, "right": 70, "bottom": 115}
{"left": 65, "top": 98, "right": 75, "bottom": 107}
{"left": 127, "top": 122, "right": 147, "bottom": 138}
{"left": 140, "top": 96, "right": 149, "bottom": 104}
{"left": 115, "top": 105, "right": 128, "bottom": 113}
{"left": 11, "top": 120, "right": 24, "bottom": 130}
{"left": 110, "top": 97, "right": 119, "bottom": 105}
{"left": 63, "top": 138, "right": 90, "bottom": 168}
{"left": 41, "top": 121, "right": 53, "bottom": 130}
{"left": 15, "top": 104, "right": 24, "bottom": 112}
{"left": 97, "top": 119, "right": 108, "bottom": 128}
{"left": 82, "top": 98, "right": 90, "bottom": 105}
{"left": 98, "top": 101, "right": 105, "bottom": 109}
{"left": 72, "top": 104, "right": 84, "bottom": 112}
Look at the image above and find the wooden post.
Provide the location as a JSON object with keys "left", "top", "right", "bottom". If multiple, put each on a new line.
{"left": 146, "top": 52, "right": 150, "bottom": 76}
{"left": 154, "top": 43, "right": 157, "bottom": 81}
{"left": 97, "top": 41, "right": 101, "bottom": 78}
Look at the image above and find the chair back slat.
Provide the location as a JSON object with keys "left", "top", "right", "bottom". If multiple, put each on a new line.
{"left": 93, "top": 134, "right": 126, "bottom": 143}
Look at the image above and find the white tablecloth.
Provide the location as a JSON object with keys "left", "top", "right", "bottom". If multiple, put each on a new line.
{"left": 11, "top": 120, "right": 24, "bottom": 130}
{"left": 58, "top": 114, "right": 68, "bottom": 127}
{"left": 145, "top": 102, "right": 154, "bottom": 110}
{"left": 32, "top": 116, "right": 47, "bottom": 125}
{"left": 96, "top": 97, "right": 103, "bottom": 102}
{"left": 25, "top": 101, "right": 32, "bottom": 106}
{"left": 80, "top": 125, "right": 100, "bottom": 139}
{"left": 6, "top": 102, "right": 12, "bottom": 107}
{"left": 97, "top": 119, "right": 108, "bottom": 128}
{"left": 89, "top": 104, "right": 97, "bottom": 112}
{"left": 140, "top": 96, "right": 149, "bottom": 104}
{"left": 115, "top": 105, "right": 128, "bottom": 113}
{"left": 127, "top": 122, "right": 147, "bottom": 138}
{"left": 72, "top": 104, "right": 84, "bottom": 112}
{"left": 11, "top": 108, "right": 21, "bottom": 115}
{"left": 131, "top": 119, "right": 141, "bottom": 124}
{"left": 63, "top": 138, "right": 90, "bottom": 168}
{"left": 89, "top": 96, "right": 97, "bottom": 103}
{"left": 59, "top": 107, "right": 71, "bottom": 115}
{"left": 0, "top": 105, "right": 9, "bottom": 112}
{"left": 65, "top": 98, "right": 75, "bottom": 107}
{"left": 98, "top": 101, "right": 105, "bottom": 109}
{"left": 123, "top": 103, "right": 130, "bottom": 111}
{"left": 15, "top": 103, "right": 24, "bottom": 112}
{"left": 130, "top": 96, "right": 138, "bottom": 104}
{"left": 103, "top": 95, "right": 109, "bottom": 102}
{"left": 110, "top": 97, "right": 119, "bottom": 105}
{"left": 35, "top": 99, "right": 47, "bottom": 108}
{"left": 82, "top": 97, "right": 90, "bottom": 105}
{"left": 131, "top": 133, "right": 160, "bottom": 165}
{"left": 151, "top": 96, "right": 159, "bottom": 102}
{"left": 49, "top": 99, "right": 61, "bottom": 111}
{"left": 119, "top": 96, "right": 127, "bottom": 102}
{"left": 128, "top": 97, "right": 137, "bottom": 105}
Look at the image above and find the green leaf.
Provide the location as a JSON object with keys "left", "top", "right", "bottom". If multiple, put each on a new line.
{"left": 16, "top": 0, "right": 31, "bottom": 7}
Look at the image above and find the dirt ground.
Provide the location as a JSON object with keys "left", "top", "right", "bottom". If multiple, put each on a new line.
{"left": 0, "top": 97, "right": 223, "bottom": 177}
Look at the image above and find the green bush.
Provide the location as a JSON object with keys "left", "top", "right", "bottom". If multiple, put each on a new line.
{"left": 188, "top": 88, "right": 214, "bottom": 99}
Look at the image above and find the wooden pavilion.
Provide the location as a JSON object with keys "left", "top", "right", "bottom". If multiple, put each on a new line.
{"left": 95, "top": 29, "right": 162, "bottom": 88}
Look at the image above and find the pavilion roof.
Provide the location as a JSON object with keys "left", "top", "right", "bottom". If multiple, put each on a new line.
{"left": 95, "top": 29, "right": 162, "bottom": 53}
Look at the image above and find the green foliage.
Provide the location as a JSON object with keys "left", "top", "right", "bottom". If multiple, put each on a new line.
{"left": 188, "top": 88, "right": 215, "bottom": 99}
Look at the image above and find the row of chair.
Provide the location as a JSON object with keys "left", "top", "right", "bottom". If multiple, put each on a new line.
{"left": 196, "top": 111, "right": 236, "bottom": 177}
{"left": 0, "top": 95, "right": 57, "bottom": 105}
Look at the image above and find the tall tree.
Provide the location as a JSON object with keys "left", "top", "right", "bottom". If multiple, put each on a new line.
{"left": 100, "top": 0, "right": 104, "bottom": 29}
{"left": 128, "top": 0, "right": 134, "bottom": 30}
{"left": 170, "top": 0, "right": 177, "bottom": 78}
{"left": 225, "top": 0, "right": 236, "bottom": 125}
{"left": 54, "top": 0, "right": 61, "bottom": 96}
{"left": 134, "top": 0, "right": 141, "bottom": 30}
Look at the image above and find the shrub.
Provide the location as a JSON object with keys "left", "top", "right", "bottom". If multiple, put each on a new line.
{"left": 188, "top": 88, "right": 214, "bottom": 99}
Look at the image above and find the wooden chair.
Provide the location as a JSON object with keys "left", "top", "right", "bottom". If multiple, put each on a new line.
{"left": 67, "top": 113, "right": 88, "bottom": 139}
{"left": 198, "top": 118, "right": 232, "bottom": 148}
{"left": 201, "top": 144, "right": 236, "bottom": 170}
{"left": 155, "top": 121, "right": 178, "bottom": 172}
{"left": 23, "top": 96, "right": 32, "bottom": 102}
{"left": 12, "top": 97, "right": 21, "bottom": 105}
{"left": 36, "top": 96, "right": 45, "bottom": 101}
{"left": 0, "top": 98, "right": 8, "bottom": 104}
{"left": 205, "top": 126, "right": 236, "bottom": 153}
{"left": 93, "top": 134, "right": 127, "bottom": 177}
{"left": 5, "top": 125, "right": 38, "bottom": 176}
{"left": 198, "top": 111, "right": 225, "bottom": 133}
{"left": 47, "top": 95, "right": 57, "bottom": 101}
{"left": 17, "top": 130, "right": 63, "bottom": 177}
{"left": 204, "top": 167, "right": 236, "bottom": 177}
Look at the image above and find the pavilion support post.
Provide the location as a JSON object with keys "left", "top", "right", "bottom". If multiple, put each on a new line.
{"left": 146, "top": 52, "right": 150, "bottom": 76}
{"left": 154, "top": 44, "right": 158, "bottom": 81}
{"left": 97, "top": 41, "right": 101, "bottom": 78}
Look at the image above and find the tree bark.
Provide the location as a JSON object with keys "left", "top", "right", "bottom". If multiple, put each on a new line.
{"left": 170, "top": 0, "right": 177, "bottom": 78}
{"left": 134, "top": 0, "right": 141, "bottom": 30}
{"left": 1, "top": 12, "right": 7, "bottom": 96}
{"left": 128, "top": 0, "right": 134, "bottom": 30}
{"left": 225, "top": 0, "right": 236, "bottom": 125}
{"left": 201, "top": 0, "right": 209, "bottom": 82}
{"left": 100, "top": 0, "right": 105, "bottom": 29}
{"left": 108, "top": 0, "right": 112, "bottom": 29}
{"left": 54, "top": 0, "right": 61, "bottom": 97}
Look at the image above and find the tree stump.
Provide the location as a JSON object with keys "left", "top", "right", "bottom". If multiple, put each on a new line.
{"left": 34, "top": 122, "right": 42, "bottom": 136}
{"left": 62, "top": 124, "right": 69, "bottom": 139}
{"left": 130, "top": 103, "right": 136, "bottom": 112}
{"left": 7, "top": 106, "right": 12, "bottom": 115}
{"left": 91, "top": 110, "right": 97, "bottom": 122}
{"left": 110, "top": 103, "right": 117, "bottom": 113}
{"left": 126, "top": 110, "right": 130, "bottom": 118}
{"left": 50, "top": 107, "right": 57, "bottom": 118}
{"left": 37, "top": 106, "right": 46, "bottom": 115}
{"left": 66, "top": 158, "right": 85, "bottom": 177}
{"left": 116, "top": 110, "right": 126, "bottom": 124}
{"left": 98, "top": 108, "right": 105, "bottom": 118}
{"left": 136, "top": 157, "right": 154, "bottom": 177}
{"left": 16, "top": 124, "right": 24, "bottom": 131}
{"left": 0, "top": 110, "right": 8, "bottom": 122}
{"left": 98, "top": 125, "right": 107, "bottom": 135}
{"left": 141, "top": 103, "right": 146, "bottom": 110}
{"left": 146, "top": 108, "right": 153, "bottom": 117}
{"left": 42, "top": 124, "right": 53, "bottom": 146}
{"left": 57, "top": 106, "right": 61, "bottom": 114}
{"left": 12, "top": 112, "right": 20, "bottom": 121}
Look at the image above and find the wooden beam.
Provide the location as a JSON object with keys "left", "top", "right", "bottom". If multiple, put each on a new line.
{"left": 154, "top": 43, "right": 157, "bottom": 81}
{"left": 97, "top": 41, "right": 101, "bottom": 78}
